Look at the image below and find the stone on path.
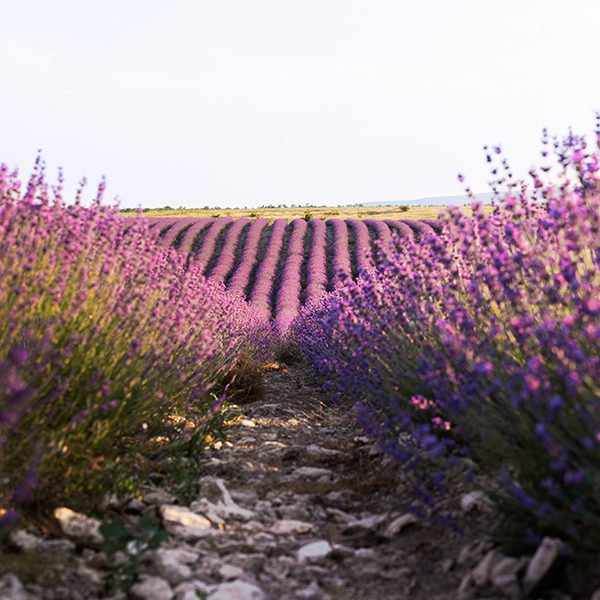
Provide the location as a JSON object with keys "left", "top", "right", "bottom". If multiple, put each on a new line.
{"left": 305, "top": 444, "right": 343, "bottom": 460}
{"left": 382, "top": 513, "right": 418, "bottom": 538}
{"left": 130, "top": 575, "right": 174, "bottom": 600}
{"left": 159, "top": 505, "right": 213, "bottom": 540}
{"left": 460, "top": 491, "right": 494, "bottom": 513}
{"left": 270, "top": 519, "right": 314, "bottom": 535}
{"left": 192, "top": 476, "right": 255, "bottom": 521}
{"left": 291, "top": 466, "right": 332, "bottom": 481}
{"left": 153, "top": 548, "right": 198, "bottom": 585}
{"left": 471, "top": 550, "right": 502, "bottom": 586}
{"left": 210, "top": 580, "right": 264, "bottom": 600}
{"left": 0, "top": 574, "right": 31, "bottom": 600}
{"left": 297, "top": 540, "right": 333, "bottom": 562}
{"left": 53, "top": 507, "right": 102, "bottom": 545}
{"left": 217, "top": 564, "right": 244, "bottom": 580}
{"left": 343, "top": 512, "right": 388, "bottom": 535}
{"left": 523, "top": 537, "right": 562, "bottom": 594}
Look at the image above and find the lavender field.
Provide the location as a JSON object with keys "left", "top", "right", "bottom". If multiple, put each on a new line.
{"left": 133, "top": 216, "right": 440, "bottom": 333}
{"left": 1, "top": 126, "right": 599, "bottom": 598}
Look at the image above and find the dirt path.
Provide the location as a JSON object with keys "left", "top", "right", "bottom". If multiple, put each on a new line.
{"left": 5, "top": 363, "right": 569, "bottom": 600}
{"left": 154, "top": 362, "right": 498, "bottom": 600}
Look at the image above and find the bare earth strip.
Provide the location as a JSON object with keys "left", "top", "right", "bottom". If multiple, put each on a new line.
{"left": 131, "top": 362, "right": 504, "bottom": 600}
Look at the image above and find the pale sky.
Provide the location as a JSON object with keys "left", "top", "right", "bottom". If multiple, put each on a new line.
{"left": 0, "top": 0, "right": 598, "bottom": 208}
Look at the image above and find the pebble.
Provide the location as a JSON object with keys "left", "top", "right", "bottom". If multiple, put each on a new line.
{"left": 153, "top": 548, "right": 197, "bottom": 584}
{"left": 490, "top": 556, "right": 528, "bottom": 588}
{"left": 523, "top": 537, "right": 562, "bottom": 594}
{"left": 174, "top": 580, "right": 212, "bottom": 600}
{"left": 295, "top": 581, "right": 324, "bottom": 599}
{"left": 9, "top": 529, "right": 42, "bottom": 552}
{"left": 344, "top": 512, "right": 388, "bottom": 535}
{"left": 297, "top": 540, "right": 333, "bottom": 562}
{"left": 270, "top": 519, "right": 314, "bottom": 535}
{"left": 217, "top": 564, "right": 244, "bottom": 580}
{"left": 159, "top": 505, "right": 214, "bottom": 539}
{"left": 210, "top": 580, "right": 264, "bottom": 600}
{"left": 460, "top": 491, "right": 494, "bottom": 513}
{"left": 305, "top": 444, "right": 343, "bottom": 460}
{"left": 130, "top": 576, "right": 174, "bottom": 600}
{"left": 0, "top": 574, "right": 31, "bottom": 600}
{"left": 291, "top": 467, "right": 332, "bottom": 480}
{"left": 471, "top": 550, "right": 502, "bottom": 586}
{"left": 53, "top": 507, "right": 103, "bottom": 544}
{"left": 382, "top": 513, "right": 418, "bottom": 537}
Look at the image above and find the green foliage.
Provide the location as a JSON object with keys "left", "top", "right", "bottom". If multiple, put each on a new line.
{"left": 100, "top": 514, "right": 168, "bottom": 592}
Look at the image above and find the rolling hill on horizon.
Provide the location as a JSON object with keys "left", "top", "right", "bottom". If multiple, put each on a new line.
{"left": 355, "top": 192, "right": 496, "bottom": 207}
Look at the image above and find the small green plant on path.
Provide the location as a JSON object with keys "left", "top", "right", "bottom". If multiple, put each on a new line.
{"left": 99, "top": 513, "right": 167, "bottom": 592}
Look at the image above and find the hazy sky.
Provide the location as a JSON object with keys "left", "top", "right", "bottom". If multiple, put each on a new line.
{"left": 0, "top": 0, "right": 598, "bottom": 208}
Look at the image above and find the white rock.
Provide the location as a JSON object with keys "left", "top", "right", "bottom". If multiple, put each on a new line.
{"left": 153, "top": 549, "right": 197, "bottom": 585}
{"left": 297, "top": 540, "right": 333, "bottom": 562}
{"left": 295, "top": 581, "right": 324, "bottom": 599}
{"left": 523, "top": 537, "right": 562, "bottom": 594}
{"left": 291, "top": 467, "right": 332, "bottom": 480}
{"left": 210, "top": 580, "right": 264, "bottom": 600}
{"left": 0, "top": 574, "right": 31, "bottom": 600}
{"left": 325, "top": 508, "right": 355, "bottom": 524}
{"left": 54, "top": 507, "right": 102, "bottom": 544}
{"left": 471, "top": 550, "right": 502, "bottom": 586}
{"left": 239, "top": 419, "right": 256, "bottom": 428}
{"left": 457, "top": 572, "right": 473, "bottom": 600}
{"left": 9, "top": 529, "right": 42, "bottom": 552}
{"left": 490, "top": 556, "right": 528, "bottom": 588}
{"left": 78, "top": 565, "right": 104, "bottom": 586}
{"left": 305, "top": 444, "right": 342, "bottom": 459}
{"left": 383, "top": 513, "right": 418, "bottom": 538}
{"left": 344, "top": 513, "right": 388, "bottom": 534}
{"left": 174, "top": 580, "right": 212, "bottom": 600}
{"left": 130, "top": 576, "right": 174, "bottom": 600}
{"left": 460, "top": 491, "right": 494, "bottom": 513}
{"left": 193, "top": 477, "right": 255, "bottom": 521}
{"left": 218, "top": 564, "right": 244, "bottom": 580}
{"left": 159, "top": 505, "right": 213, "bottom": 540}
{"left": 270, "top": 519, "right": 314, "bottom": 535}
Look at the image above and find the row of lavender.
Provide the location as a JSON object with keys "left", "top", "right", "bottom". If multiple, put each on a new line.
{"left": 133, "top": 215, "right": 440, "bottom": 332}
{"left": 291, "top": 127, "right": 600, "bottom": 561}
{"left": 0, "top": 161, "right": 272, "bottom": 528}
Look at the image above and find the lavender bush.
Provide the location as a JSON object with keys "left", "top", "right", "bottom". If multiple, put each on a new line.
{"left": 347, "top": 218, "right": 373, "bottom": 277}
{"left": 207, "top": 217, "right": 250, "bottom": 283}
{"left": 327, "top": 219, "right": 352, "bottom": 288}
{"left": 0, "top": 160, "right": 270, "bottom": 525}
{"left": 227, "top": 218, "right": 268, "bottom": 295}
{"left": 274, "top": 218, "right": 307, "bottom": 334}
{"left": 249, "top": 218, "right": 287, "bottom": 320}
{"left": 304, "top": 218, "right": 328, "bottom": 305}
{"left": 293, "top": 126, "right": 600, "bottom": 554}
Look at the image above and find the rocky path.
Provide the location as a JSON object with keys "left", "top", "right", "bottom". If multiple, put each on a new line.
{"left": 125, "top": 363, "right": 499, "bottom": 600}
{"left": 2, "top": 363, "right": 583, "bottom": 600}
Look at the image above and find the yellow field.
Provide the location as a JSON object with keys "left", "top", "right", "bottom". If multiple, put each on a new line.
{"left": 121, "top": 205, "right": 465, "bottom": 221}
